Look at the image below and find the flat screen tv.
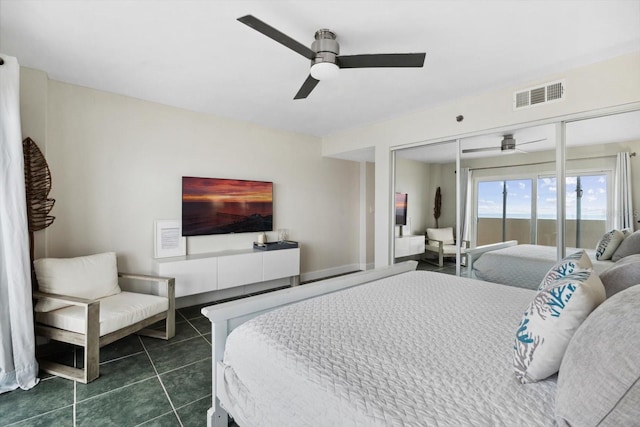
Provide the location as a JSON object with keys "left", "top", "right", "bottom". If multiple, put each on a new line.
{"left": 182, "top": 177, "right": 273, "bottom": 236}
{"left": 395, "top": 192, "right": 408, "bottom": 226}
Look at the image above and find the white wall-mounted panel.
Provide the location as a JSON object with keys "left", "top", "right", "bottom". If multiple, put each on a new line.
{"left": 154, "top": 256, "right": 217, "bottom": 298}
{"left": 218, "top": 252, "right": 263, "bottom": 290}
{"left": 263, "top": 248, "right": 300, "bottom": 281}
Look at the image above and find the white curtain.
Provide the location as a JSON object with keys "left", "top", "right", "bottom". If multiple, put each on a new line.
{"left": 459, "top": 168, "right": 472, "bottom": 242}
{"left": 0, "top": 54, "right": 39, "bottom": 393}
{"left": 614, "top": 152, "right": 634, "bottom": 230}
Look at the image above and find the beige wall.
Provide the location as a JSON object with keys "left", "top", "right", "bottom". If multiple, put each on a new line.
{"left": 20, "top": 70, "right": 361, "bottom": 281}
{"left": 427, "top": 162, "right": 457, "bottom": 229}
{"left": 19, "top": 67, "right": 48, "bottom": 258}
{"left": 323, "top": 52, "right": 640, "bottom": 266}
{"left": 365, "top": 161, "right": 375, "bottom": 267}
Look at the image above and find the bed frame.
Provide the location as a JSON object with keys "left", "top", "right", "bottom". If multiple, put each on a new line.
{"left": 465, "top": 240, "right": 518, "bottom": 277}
{"left": 200, "top": 260, "right": 418, "bottom": 427}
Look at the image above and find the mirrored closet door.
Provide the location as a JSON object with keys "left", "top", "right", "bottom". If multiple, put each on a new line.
{"left": 392, "top": 140, "right": 462, "bottom": 272}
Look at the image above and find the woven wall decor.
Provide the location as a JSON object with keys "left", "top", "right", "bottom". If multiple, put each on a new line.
{"left": 23, "top": 137, "right": 55, "bottom": 234}
{"left": 434, "top": 186, "right": 441, "bottom": 228}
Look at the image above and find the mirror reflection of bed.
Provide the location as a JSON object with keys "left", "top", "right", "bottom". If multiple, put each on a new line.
{"left": 392, "top": 109, "right": 640, "bottom": 289}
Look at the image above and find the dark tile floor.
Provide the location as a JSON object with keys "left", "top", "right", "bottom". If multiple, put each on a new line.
{"left": 1, "top": 305, "right": 216, "bottom": 427}
{"left": 1, "top": 261, "right": 462, "bottom": 427}
{"left": 416, "top": 257, "right": 468, "bottom": 275}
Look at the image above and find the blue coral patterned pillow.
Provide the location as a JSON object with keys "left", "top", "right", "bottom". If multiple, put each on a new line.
{"left": 514, "top": 253, "right": 606, "bottom": 384}
{"left": 537, "top": 250, "right": 592, "bottom": 291}
{"left": 595, "top": 229, "right": 625, "bottom": 260}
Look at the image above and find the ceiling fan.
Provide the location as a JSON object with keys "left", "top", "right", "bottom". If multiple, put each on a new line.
{"left": 462, "top": 135, "right": 546, "bottom": 154}
{"left": 237, "top": 15, "right": 426, "bottom": 99}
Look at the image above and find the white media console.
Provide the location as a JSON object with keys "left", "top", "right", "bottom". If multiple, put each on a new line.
{"left": 394, "top": 234, "right": 425, "bottom": 258}
{"left": 153, "top": 247, "right": 300, "bottom": 298}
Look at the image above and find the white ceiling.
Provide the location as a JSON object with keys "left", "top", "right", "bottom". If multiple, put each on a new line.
{"left": 1, "top": 1, "right": 639, "bottom": 139}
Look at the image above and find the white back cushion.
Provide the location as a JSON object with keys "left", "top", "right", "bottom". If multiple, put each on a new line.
{"left": 426, "top": 227, "right": 454, "bottom": 245}
{"left": 34, "top": 252, "right": 121, "bottom": 312}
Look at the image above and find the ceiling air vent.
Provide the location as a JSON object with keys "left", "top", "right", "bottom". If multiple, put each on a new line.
{"left": 514, "top": 80, "right": 565, "bottom": 110}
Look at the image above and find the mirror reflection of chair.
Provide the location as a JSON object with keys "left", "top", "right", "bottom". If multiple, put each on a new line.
{"left": 424, "top": 227, "right": 469, "bottom": 267}
{"left": 32, "top": 252, "right": 175, "bottom": 383}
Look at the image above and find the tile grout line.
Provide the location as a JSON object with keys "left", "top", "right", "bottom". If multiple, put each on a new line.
{"left": 99, "top": 350, "right": 146, "bottom": 366}
{"left": 73, "top": 378, "right": 77, "bottom": 427}
{"left": 134, "top": 409, "right": 180, "bottom": 427}
{"left": 138, "top": 335, "right": 184, "bottom": 427}
{"left": 3, "top": 404, "right": 76, "bottom": 427}
{"left": 74, "top": 376, "right": 159, "bottom": 405}
{"left": 73, "top": 347, "right": 77, "bottom": 427}
{"left": 172, "top": 393, "right": 212, "bottom": 412}
{"left": 181, "top": 314, "right": 212, "bottom": 345}
{"left": 158, "top": 355, "right": 211, "bottom": 376}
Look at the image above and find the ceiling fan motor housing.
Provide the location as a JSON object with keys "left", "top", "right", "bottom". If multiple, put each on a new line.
{"left": 312, "top": 29, "right": 339, "bottom": 65}
{"left": 501, "top": 135, "right": 516, "bottom": 151}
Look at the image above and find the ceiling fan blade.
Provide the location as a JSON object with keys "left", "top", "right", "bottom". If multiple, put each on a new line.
{"left": 238, "top": 15, "right": 316, "bottom": 60}
{"left": 338, "top": 53, "right": 426, "bottom": 69}
{"left": 518, "top": 138, "right": 547, "bottom": 146}
{"left": 294, "top": 75, "right": 320, "bottom": 99}
{"left": 462, "top": 146, "right": 500, "bottom": 154}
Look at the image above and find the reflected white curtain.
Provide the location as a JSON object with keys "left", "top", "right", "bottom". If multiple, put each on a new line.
{"left": 0, "top": 54, "right": 39, "bottom": 393}
{"left": 614, "top": 152, "right": 634, "bottom": 230}
{"left": 459, "top": 168, "right": 472, "bottom": 242}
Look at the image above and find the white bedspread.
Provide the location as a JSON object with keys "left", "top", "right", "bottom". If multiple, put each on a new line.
{"left": 473, "top": 245, "right": 613, "bottom": 289}
{"left": 221, "top": 271, "right": 557, "bottom": 426}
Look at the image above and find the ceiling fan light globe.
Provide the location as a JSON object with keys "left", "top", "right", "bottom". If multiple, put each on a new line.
{"left": 310, "top": 62, "right": 339, "bottom": 80}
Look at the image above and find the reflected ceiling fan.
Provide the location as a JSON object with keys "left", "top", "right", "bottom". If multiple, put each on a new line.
{"left": 462, "top": 134, "right": 546, "bottom": 154}
{"left": 237, "top": 15, "right": 426, "bottom": 99}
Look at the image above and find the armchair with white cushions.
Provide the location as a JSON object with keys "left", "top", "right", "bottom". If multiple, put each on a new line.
{"left": 424, "top": 227, "right": 469, "bottom": 267}
{"left": 32, "top": 252, "right": 175, "bottom": 383}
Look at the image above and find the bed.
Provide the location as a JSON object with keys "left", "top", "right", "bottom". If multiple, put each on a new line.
{"left": 468, "top": 242, "right": 615, "bottom": 289}
{"left": 202, "top": 261, "right": 559, "bottom": 427}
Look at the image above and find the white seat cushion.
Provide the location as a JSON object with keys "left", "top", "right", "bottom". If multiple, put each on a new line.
{"left": 36, "top": 291, "right": 168, "bottom": 336}
{"left": 426, "top": 243, "right": 458, "bottom": 255}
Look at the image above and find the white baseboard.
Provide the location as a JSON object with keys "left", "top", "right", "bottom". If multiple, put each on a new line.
{"left": 175, "top": 278, "right": 290, "bottom": 309}
{"left": 300, "top": 264, "right": 361, "bottom": 283}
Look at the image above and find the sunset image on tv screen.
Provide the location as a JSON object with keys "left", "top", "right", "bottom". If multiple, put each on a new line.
{"left": 182, "top": 177, "right": 273, "bottom": 236}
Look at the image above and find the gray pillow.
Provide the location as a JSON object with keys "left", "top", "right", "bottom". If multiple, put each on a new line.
{"left": 611, "top": 230, "right": 640, "bottom": 262}
{"left": 599, "top": 254, "right": 640, "bottom": 298}
{"left": 555, "top": 285, "right": 640, "bottom": 426}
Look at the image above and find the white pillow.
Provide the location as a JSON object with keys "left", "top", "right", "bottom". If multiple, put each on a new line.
{"left": 611, "top": 230, "right": 640, "bottom": 262}
{"left": 595, "top": 229, "right": 625, "bottom": 260}
{"left": 514, "top": 252, "right": 606, "bottom": 384}
{"left": 538, "top": 250, "right": 593, "bottom": 291}
{"left": 426, "top": 227, "right": 454, "bottom": 245}
{"left": 34, "top": 252, "right": 121, "bottom": 312}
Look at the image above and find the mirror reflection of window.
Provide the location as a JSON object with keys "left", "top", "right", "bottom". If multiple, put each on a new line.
{"left": 476, "top": 179, "right": 533, "bottom": 245}
{"left": 536, "top": 174, "right": 609, "bottom": 248}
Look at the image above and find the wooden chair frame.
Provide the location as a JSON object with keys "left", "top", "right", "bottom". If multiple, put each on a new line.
{"left": 33, "top": 273, "right": 175, "bottom": 383}
{"left": 424, "top": 236, "right": 470, "bottom": 267}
